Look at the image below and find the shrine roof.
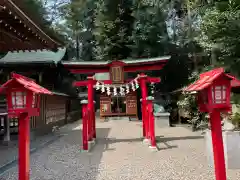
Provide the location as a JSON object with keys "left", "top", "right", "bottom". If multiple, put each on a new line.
{"left": 184, "top": 68, "right": 233, "bottom": 92}
{"left": 62, "top": 56, "right": 171, "bottom": 66}
{"left": 0, "top": 48, "right": 66, "bottom": 64}
{"left": 0, "top": 73, "right": 52, "bottom": 94}
{"left": 0, "top": 0, "right": 64, "bottom": 52}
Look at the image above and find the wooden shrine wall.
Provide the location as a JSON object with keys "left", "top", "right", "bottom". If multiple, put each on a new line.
{"left": 99, "top": 92, "right": 137, "bottom": 118}
{"left": 45, "top": 96, "right": 66, "bottom": 125}
{"left": 32, "top": 94, "right": 69, "bottom": 136}
{"left": 100, "top": 95, "right": 111, "bottom": 117}
{"left": 126, "top": 92, "right": 137, "bottom": 115}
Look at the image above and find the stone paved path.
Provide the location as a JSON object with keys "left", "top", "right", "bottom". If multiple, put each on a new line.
{"left": 0, "top": 119, "right": 239, "bottom": 180}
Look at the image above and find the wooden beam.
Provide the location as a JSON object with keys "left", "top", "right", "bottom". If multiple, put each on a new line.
{"left": 69, "top": 64, "right": 165, "bottom": 74}
{"left": 124, "top": 64, "right": 165, "bottom": 72}
{"left": 0, "top": 30, "right": 45, "bottom": 52}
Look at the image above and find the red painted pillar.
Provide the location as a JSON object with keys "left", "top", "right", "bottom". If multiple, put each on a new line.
{"left": 147, "top": 97, "right": 156, "bottom": 148}
{"left": 81, "top": 101, "right": 88, "bottom": 151}
{"left": 140, "top": 98, "right": 145, "bottom": 137}
{"left": 209, "top": 110, "right": 227, "bottom": 180}
{"left": 18, "top": 112, "right": 30, "bottom": 180}
{"left": 139, "top": 73, "right": 148, "bottom": 138}
{"left": 87, "top": 76, "right": 94, "bottom": 141}
{"left": 92, "top": 101, "right": 96, "bottom": 139}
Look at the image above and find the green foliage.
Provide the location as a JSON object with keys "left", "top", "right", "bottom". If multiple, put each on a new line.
{"left": 231, "top": 94, "right": 240, "bottom": 128}
{"left": 176, "top": 71, "right": 199, "bottom": 117}
{"left": 157, "top": 50, "right": 192, "bottom": 92}
{"left": 94, "top": 0, "right": 134, "bottom": 60}
{"left": 197, "top": 1, "right": 240, "bottom": 76}
{"left": 23, "top": 0, "right": 50, "bottom": 25}
{"left": 177, "top": 94, "right": 198, "bottom": 116}
{"left": 130, "top": 0, "right": 169, "bottom": 58}
{"left": 231, "top": 112, "right": 240, "bottom": 128}
{"left": 231, "top": 94, "right": 240, "bottom": 104}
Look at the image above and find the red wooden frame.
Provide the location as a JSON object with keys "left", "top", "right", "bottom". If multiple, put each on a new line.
{"left": 69, "top": 64, "right": 165, "bottom": 74}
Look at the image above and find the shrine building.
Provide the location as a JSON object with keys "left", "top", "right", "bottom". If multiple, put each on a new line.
{"left": 63, "top": 56, "right": 171, "bottom": 120}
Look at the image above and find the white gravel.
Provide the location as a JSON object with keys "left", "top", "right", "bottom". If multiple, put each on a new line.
{"left": 0, "top": 119, "right": 239, "bottom": 180}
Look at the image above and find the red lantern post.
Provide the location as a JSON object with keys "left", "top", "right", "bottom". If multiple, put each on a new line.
{"left": 0, "top": 73, "right": 52, "bottom": 180}
{"left": 185, "top": 68, "right": 235, "bottom": 180}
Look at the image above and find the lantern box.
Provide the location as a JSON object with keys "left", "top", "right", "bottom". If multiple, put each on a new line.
{"left": 185, "top": 68, "right": 234, "bottom": 112}
{"left": 0, "top": 73, "right": 52, "bottom": 117}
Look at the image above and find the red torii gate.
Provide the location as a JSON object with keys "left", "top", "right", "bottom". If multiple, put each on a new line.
{"left": 62, "top": 56, "right": 170, "bottom": 151}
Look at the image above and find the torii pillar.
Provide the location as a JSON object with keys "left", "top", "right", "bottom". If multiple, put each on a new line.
{"left": 87, "top": 76, "right": 96, "bottom": 140}
{"left": 139, "top": 73, "right": 160, "bottom": 150}
{"left": 138, "top": 73, "right": 149, "bottom": 142}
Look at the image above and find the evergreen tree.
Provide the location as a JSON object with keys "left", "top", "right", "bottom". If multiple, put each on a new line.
{"left": 130, "top": 0, "right": 169, "bottom": 58}
{"left": 94, "top": 0, "right": 134, "bottom": 60}
{"left": 79, "top": 0, "right": 97, "bottom": 61}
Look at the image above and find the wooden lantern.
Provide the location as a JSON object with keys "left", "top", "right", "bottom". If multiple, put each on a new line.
{"left": 186, "top": 68, "right": 232, "bottom": 112}
{"left": 7, "top": 88, "right": 41, "bottom": 117}
{"left": 197, "top": 82, "right": 231, "bottom": 112}
{"left": 0, "top": 73, "right": 52, "bottom": 117}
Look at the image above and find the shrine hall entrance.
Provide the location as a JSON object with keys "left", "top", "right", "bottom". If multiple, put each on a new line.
{"left": 99, "top": 91, "right": 138, "bottom": 120}
{"left": 111, "top": 95, "right": 126, "bottom": 115}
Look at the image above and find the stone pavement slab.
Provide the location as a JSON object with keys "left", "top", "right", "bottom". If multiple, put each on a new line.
{"left": 0, "top": 119, "right": 239, "bottom": 180}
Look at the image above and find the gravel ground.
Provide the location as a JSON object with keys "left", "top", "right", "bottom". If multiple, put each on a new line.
{"left": 0, "top": 119, "right": 239, "bottom": 180}
{"left": 0, "top": 132, "right": 61, "bottom": 168}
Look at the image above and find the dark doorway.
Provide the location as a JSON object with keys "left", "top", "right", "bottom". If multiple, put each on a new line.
{"left": 111, "top": 96, "right": 126, "bottom": 113}
{"left": 136, "top": 88, "right": 142, "bottom": 120}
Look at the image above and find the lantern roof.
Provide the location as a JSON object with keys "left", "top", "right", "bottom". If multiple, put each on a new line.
{"left": 225, "top": 74, "right": 240, "bottom": 88}
{"left": 184, "top": 68, "right": 234, "bottom": 92}
{"left": 0, "top": 73, "right": 53, "bottom": 94}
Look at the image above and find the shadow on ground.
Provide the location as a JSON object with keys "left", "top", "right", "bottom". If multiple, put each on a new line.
{"left": 93, "top": 134, "right": 203, "bottom": 152}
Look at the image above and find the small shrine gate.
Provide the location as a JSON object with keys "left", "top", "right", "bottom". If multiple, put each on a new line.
{"left": 63, "top": 56, "right": 171, "bottom": 151}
